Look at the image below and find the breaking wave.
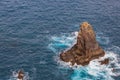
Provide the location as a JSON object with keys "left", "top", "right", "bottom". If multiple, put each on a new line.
{"left": 71, "top": 52, "right": 120, "bottom": 80}
{"left": 48, "top": 32, "right": 78, "bottom": 53}
{"left": 48, "top": 31, "right": 120, "bottom": 80}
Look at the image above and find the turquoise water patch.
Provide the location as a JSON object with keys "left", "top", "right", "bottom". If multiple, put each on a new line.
{"left": 48, "top": 32, "right": 78, "bottom": 53}
{"left": 71, "top": 52, "right": 120, "bottom": 80}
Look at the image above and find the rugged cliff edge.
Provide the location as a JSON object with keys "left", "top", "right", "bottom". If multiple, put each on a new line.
{"left": 60, "top": 22, "right": 108, "bottom": 66}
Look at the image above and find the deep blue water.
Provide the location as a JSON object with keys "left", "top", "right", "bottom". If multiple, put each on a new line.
{"left": 0, "top": 0, "right": 120, "bottom": 80}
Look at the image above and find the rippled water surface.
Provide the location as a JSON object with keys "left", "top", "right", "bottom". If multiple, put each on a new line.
{"left": 0, "top": 0, "right": 120, "bottom": 80}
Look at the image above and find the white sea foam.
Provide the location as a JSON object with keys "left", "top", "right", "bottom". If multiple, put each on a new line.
{"left": 39, "top": 61, "right": 47, "bottom": 65}
{"left": 48, "top": 32, "right": 78, "bottom": 53}
{"left": 71, "top": 51, "right": 120, "bottom": 80}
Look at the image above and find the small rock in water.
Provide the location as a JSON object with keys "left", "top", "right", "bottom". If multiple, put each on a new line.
{"left": 18, "top": 70, "right": 24, "bottom": 80}
{"left": 99, "top": 58, "right": 109, "bottom": 65}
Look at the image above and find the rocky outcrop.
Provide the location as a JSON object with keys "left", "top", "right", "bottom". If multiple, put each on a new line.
{"left": 60, "top": 22, "right": 107, "bottom": 66}
{"left": 99, "top": 58, "right": 109, "bottom": 65}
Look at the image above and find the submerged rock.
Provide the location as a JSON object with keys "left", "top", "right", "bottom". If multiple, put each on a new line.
{"left": 60, "top": 22, "right": 108, "bottom": 66}
{"left": 100, "top": 58, "right": 109, "bottom": 65}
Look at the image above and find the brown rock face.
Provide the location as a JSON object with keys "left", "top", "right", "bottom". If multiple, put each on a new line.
{"left": 18, "top": 70, "right": 24, "bottom": 80}
{"left": 60, "top": 22, "right": 106, "bottom": 66}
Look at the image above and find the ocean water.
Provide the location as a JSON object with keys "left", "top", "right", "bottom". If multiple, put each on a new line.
{"left": 0, "top": 0, "right": 120, "bottom": 80}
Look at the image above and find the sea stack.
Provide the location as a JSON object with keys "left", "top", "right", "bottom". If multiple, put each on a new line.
{"left": 60, "top": 22, "right": 107, "bottom": 66}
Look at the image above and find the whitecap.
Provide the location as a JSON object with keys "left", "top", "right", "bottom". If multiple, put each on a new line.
{"left": 39, "top": 61, "right": 47, "bottom": 65}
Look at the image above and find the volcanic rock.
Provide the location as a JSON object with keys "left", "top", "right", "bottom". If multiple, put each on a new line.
{"left": 60, "top": 22, "right": 107, "bottom": 66}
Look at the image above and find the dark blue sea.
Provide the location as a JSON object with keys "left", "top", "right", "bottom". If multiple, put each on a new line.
{"left": 0, "top": 0, "right": 120, "bottom": 80}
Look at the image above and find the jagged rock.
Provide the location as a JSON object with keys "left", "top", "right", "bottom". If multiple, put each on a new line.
{"left": 60, "top": 22, "right": 107, "bottom": 66}
{"left": 100, "top": 58, "right": 109, "bottom": 65}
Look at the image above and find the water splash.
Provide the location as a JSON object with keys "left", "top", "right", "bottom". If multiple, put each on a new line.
{"left": 48, "top": 31, "right": 120, "bottom": 80}
{"left": 71, "top": 52, "right": 120, "bottom": 80}
{"left": 48, "top": 32, "right": 78, "bottom": 53}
